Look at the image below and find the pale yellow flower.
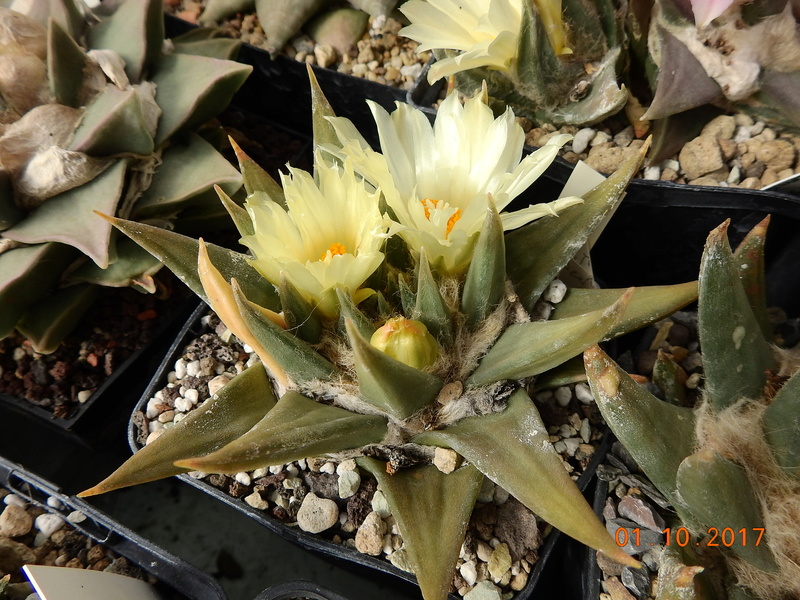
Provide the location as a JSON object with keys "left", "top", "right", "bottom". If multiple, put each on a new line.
{"left": 326, "top": 91, "right": 581, "bottom": 274}
{"left": 241, "top": 154, "right": 388, "bottom": 318}
{"left": 400, "top": 0, "right": 570, "bottom": 84}
{"left": 400, "top": 0, "right": 522, "bottom": 83}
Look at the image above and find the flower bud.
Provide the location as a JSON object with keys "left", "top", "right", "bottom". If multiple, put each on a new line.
{"left": 370, "top": 316, "right": 439, "bottom": 370}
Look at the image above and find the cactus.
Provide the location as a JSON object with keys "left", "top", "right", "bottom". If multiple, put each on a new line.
{"left": 399, "top": 0, "right": 800, "bottom": 135}
{"left": 0, "top": 0, "right": 252, "bottom": 352}
{"left": 585, "top": 218, "right": 800, "bottom": 599}
{"left": 398, "top": 0, "right": 630, "bottom": 125}
{"left": 79, "top": 71, "right": 700, "bottom": 600}
{"left": 641, "top": 0, "right": 800, "bottom": 129}
{"left": 198, "top": 0, "right": 398, "bottom": 55}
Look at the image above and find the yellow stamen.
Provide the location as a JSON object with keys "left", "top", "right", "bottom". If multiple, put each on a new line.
{"left": 321, "top": 242, "right": 347, "bottom": 261}
{"left": 420, "top": 198, "right": 439, "bottom": 220}
{"left": 446, "top": 209, "right": 462, "bottom": 237}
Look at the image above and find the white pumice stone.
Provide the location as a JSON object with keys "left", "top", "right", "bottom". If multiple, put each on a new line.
{"left": 554, "top": 386, "right": 572, "bottom": 407}
{"left": 235, "top": 472, "right": 252, "bottom": 486}
{"left": 174, "top": 358, "right": 187, "bottom": 380}
{"left": 66, "top": 510, "right": 87, "bottom": 524}
{"left": 185, "top": 360, "right": 201, "bottom": 377}
{"left": 34, "top": 513, "right": 64, "bottom": 538}
{"left": 543, "top": 279, "right": 567, "bottom": 303}
{"left": 174, "top": 397, "right": 193, "bottom": 412}
{"left": 574, "top": 383, "right": 594, "bottom": 404}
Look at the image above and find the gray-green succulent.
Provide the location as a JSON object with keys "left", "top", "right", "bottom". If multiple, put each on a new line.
{"left": 0, "top": 0, "right": 251, "bottom": 352}
{"left": 198, "top": 0, "right": 399, "bottom": 56}
{"left": 585, "top": 217, "right": 800, "bottom": 599}
{"left": 80, "top": 72, "right": 700, "bottom": 600}
{"left": 400, "top": 0, "right": 800, "bottom": 144}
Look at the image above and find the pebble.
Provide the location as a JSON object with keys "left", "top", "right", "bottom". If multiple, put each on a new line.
{"left": 245, "top": 491, "right": 269, "bottom": 510}
{"left": 66, "top": 510, "right": 86, "bottom": 524}
{"left": 554, "top": 386, "right": 572, "bottom": 407}
{"left": 174, "top": 358, "right": 187, "bottom": 380}
{"left": 338, "top": 470, "right": 361, "bottom": 498}
{"left": 0, "top": 504, "right": 33, "bottom": 537}
{"left": 460, "top": 559, "right": 478, "bottom": 586}
{"left": 488, "top": 543, "right": 511, "bottom": 582}
{"left": 477, "top": 478, "right": 495, "bottom": 504}
{"left": 579, "top": 419, "right": 591, "bottom": 443}
{"left": 701, "top": 115, "right": 736, "bottom": 139}
{"left": 296, "top": 493, "right": 339, "bottom": 534}
{"left": 606, "top": 518, "right": 663, "bottom": 554}
{"left": 433, "top": 447, "right": 461, "bottom": 474}
{"left": 34, "top": 513, "right": 65, "bottom": 538}
{"left": 3, "top": 494, "right": 23, "bottom": 507}
{"left": 679, "top": 135, "right": 723, "bottom": 180}
{"left": 355, "top": 511, "right": 385, "bottom": 555}
{"left": 185, "top": 360, "right": 201, "bottom": 377}
{"left": 492, "top": 486, "right": 509, "bottom": 506}
{"left": 562, "top": 438, "right": 581, "bottom": 457}
{"left": 543, "top": 279, "right": 567, "bottom": 303}
{"left": 174, "top": 396, "right": 193, "bottom": 412}
{"left": 463, "top": 580, "right": 503, "bottom": 600}
{"left": 617, "top": 495, "right": 666, "bottom": 532}
{"left": 575, "top": 383, "right": 594, "bottom": 404}
{"left": 572, "top": 128, "right": 595, "bottom": 154}
{"left": 371, "top": 489, "right": 391, "bottom": 518}
{"left": 77, "top": 390, "right": 93, "bottom": 404}
{"left": 604, "top": 577, "right": 637, "bottom": 600}
{"left": 643, "top": 166, "right": 660, "bottom": 180}
{"left": 621, "top": 565, "right": 650, "bottom": 598}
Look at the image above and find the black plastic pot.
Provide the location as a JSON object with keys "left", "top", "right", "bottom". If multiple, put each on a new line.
{"left": 254, "top": 580, "right": 352, "bottom": 600}
{"left": 0, "top": 294, "right": 199, "bottom": 432}
{"left": 128, "top": 301, "right": 605, "bottom": 600}
{"left": 165, "top": 15, "right": 407, "bottom": 149}
{"left": 0, "top": 455, "right": 226, "bottom": 600}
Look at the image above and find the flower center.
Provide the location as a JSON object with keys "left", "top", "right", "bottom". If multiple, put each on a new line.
{"left": 321, "top": 242, "right": 347, "bottom": 261}
{"left": 420, "top": 197, "right": 439, "bottom": 220}
{"left": 420, "top": 198, "right": 462, "bottom": 238}
{"left": 446, "top": 210, "right": 462, "bottom": 236}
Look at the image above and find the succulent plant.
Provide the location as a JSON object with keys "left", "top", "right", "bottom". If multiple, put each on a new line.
{"left": 400, "top": 0, "right": 800, "bottom": 144}
{"left": 198, "top": 0, "right": 398, "bottom": 55}
{"left": 585, "top": 218, "right": 800, "bottom": 599}
{"left": 398, "top": 0, "right": 630, "bottom": 126}
{"left": 0, "top": 0, "right": 251, "bottom": 352}
{"left": 80, "top": 71, "right": 699, "bottom": 600}
{"left": 641, "top": 0, "right": 800, "bottom": 130}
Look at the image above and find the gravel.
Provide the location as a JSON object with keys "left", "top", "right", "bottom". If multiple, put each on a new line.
{"left": 524, "top": 113, "right": 800, "bottom": 190}
{"left": 0, "top": 488, "right": 153, "bottom": 599}
{"left": 167, "top": 1, "right": 429, "bottom": 90}
{"left": 135, "top": 277, "right": 608, "bottom": 598}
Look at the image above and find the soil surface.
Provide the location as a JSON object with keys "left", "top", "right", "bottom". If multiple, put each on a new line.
{"left": 134, "top": 308, "right": 608, "bottom": 599}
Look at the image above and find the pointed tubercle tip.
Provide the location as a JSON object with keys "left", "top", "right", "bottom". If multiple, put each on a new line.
{"left": 706, "top": 219, "right": 731, "bottom": 245}
{"left": 93, "top": 211, "right": 115, "bottom": 223}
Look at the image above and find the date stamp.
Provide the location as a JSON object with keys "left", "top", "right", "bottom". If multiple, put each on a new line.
{"left": 615, "top": 527, "right": 765, "bottom": 548}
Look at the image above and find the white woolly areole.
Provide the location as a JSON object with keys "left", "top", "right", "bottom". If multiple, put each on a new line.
{"left": 694, "top": 393, "right": 800, "bottom": 598}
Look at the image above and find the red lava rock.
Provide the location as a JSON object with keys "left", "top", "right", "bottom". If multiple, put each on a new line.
{"left": 137, "top": 309, "right": 158, "bottom": 322}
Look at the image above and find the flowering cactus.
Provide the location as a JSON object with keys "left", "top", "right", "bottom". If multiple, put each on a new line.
{"left": 585, "top": 218, "right": 800, "bottom": 599}
{"left": 80, "top": 72, "right": 700, "bottom": 600}
{"left": 400, "top": 0, "right": 800, "bottom": 134}
{"left": 399, "top": 0, "right": 629, "bottom": 125}
{"left": 0, "top": 0, "right": 251, "bottom": 352}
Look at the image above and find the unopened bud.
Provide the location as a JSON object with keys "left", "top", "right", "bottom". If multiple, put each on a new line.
{"left": 370, "top": 316, "right": 439, "bottom": 370}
